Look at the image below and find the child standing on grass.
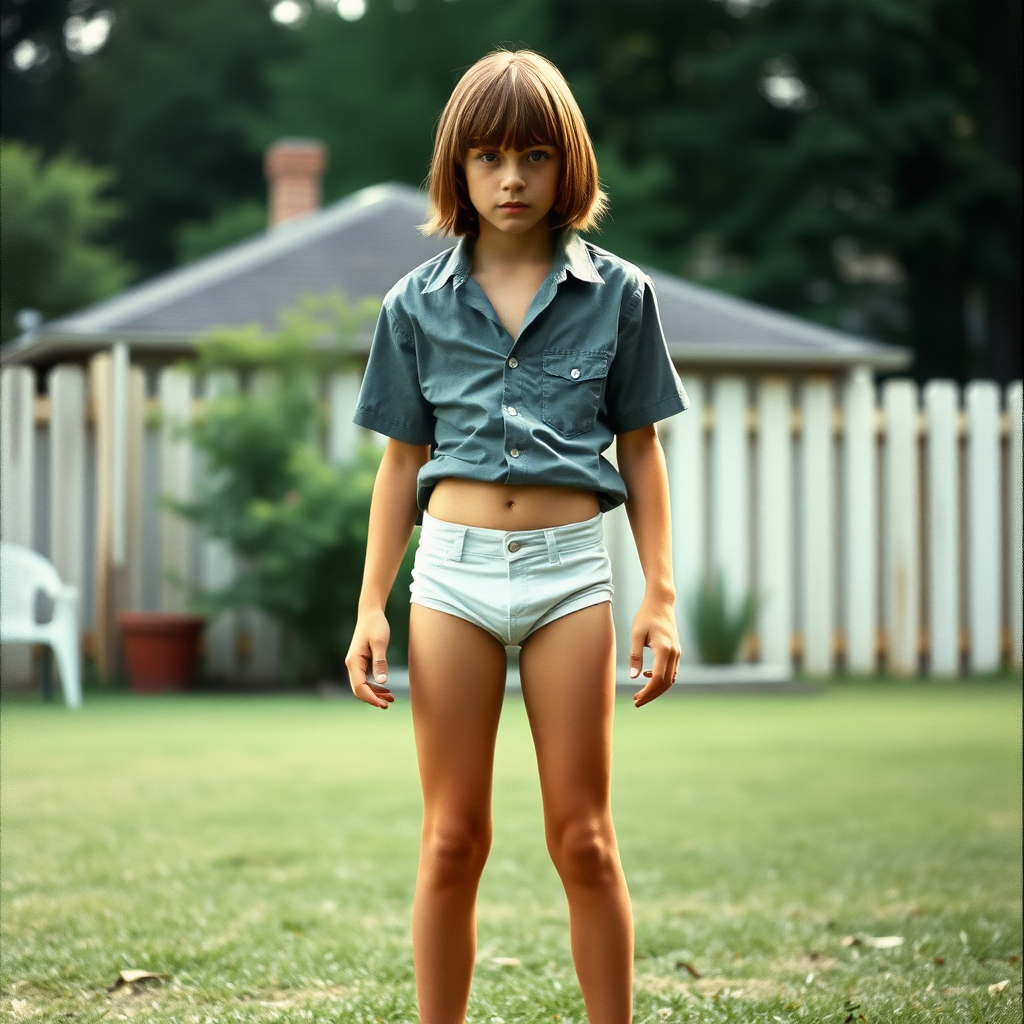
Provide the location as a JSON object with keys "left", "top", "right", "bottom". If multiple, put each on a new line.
{"left": 346, "top": 49, "right": 688, "bottom": 1024}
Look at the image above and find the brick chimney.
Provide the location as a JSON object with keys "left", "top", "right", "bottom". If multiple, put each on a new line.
{"left": 264, "top": 138, "right": 327, "bottom": 228}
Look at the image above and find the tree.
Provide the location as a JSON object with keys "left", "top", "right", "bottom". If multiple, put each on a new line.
{"left": 3, "top": 0, "right": 295, "bottom": 279}
{"left": 549, "top": 0, "right": 1021, "bottom": 381}
{"left": 0, "top": 141, "right": 131, "bottom": 343}
{"left": 260, "top": 0, "right": 550, "bottom": 203}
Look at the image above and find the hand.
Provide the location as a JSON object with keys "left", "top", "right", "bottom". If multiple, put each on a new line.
{"left": 628, "top": 595, "right": 680, "bottom": 708}
{"left": 345, "top": 608, "right": 395, "bottom": 709}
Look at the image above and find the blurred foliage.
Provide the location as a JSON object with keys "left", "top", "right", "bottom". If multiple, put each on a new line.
{"left": 0, "top": 141, "right": 132, "bottom": 343}
{"left": 548, "top": 0, "right": 1020, "bottom": 381}
{"left": 2, "top": 0, "right": 1018, "bottom": 380}
{"left": 2, "top": 0, "right": 295, "bottom": 278}
{"left": 687, "top": 569, "right": 759, "bottom": 666}
{"left": 175, "top": 199, "right": 267, "bottom": 265}
{"left": 168, "top": 291, "right": 415, "bottom": 681}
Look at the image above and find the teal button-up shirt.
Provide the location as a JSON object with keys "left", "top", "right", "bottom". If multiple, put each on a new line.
{"left": 353, "top": 230, "right": 689, "bottom": 523}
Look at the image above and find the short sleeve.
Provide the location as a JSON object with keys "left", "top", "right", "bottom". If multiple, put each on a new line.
{"left": 353, "top": 301, "right": 435, "bottom": 444}
{"left": 605, "top": 276, "right": 689, "bottom": 434}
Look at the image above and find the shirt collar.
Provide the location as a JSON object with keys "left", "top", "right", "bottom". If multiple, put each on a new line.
{"left": 421, "top": 229, "right": 603, "bottom": 294}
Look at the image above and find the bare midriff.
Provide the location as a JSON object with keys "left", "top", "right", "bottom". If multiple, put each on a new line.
{"left": 426, "top": 478, "right": 600, "bottom": 531}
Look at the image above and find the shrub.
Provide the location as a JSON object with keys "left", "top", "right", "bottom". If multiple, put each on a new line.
{"left": 687, "top": 569, "right": 758, "bottom": 665}
{"left": 169, "top": 291, "right": 415, "bottom": 681}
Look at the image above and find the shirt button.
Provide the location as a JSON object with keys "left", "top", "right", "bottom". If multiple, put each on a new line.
{"left": 570, "top": 368, "right": 581, "bottom": 379}
{"left": 507, "top": 406, "right": 517, "bottom": 416}
{"left": 507, "top": 541, "right": 521, "bottom": 553}
{"left": 508, "top": 357, "right": 519, "bottom": 368}
{"left": 510, "top": 448, "right": 519, "bottom": 458}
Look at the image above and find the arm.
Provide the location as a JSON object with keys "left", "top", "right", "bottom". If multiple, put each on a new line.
{"left": 345, "top": 438, "right": 431, "bottom": 708}
{"left": 615, "top": 423, "right": 681, "bottom": 708}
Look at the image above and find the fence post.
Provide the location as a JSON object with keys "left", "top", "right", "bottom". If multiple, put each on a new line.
{"left": 0, "top": 366, "right": 36, "bottom": 685}
{"left": 125, "top": 366, "right": 146, "bottom": 611}
{"left": 965, "top": 381, "right": 1001, "bottom": 672}
{"left": 48, "top": 364, "right": 87, "bottom": 619}
{"left": 158, "top": 367, "right": 194, "bottom": 612}
{"left": 923, "top": 380, "right": 960, "bottom": 675}
{"left": 842, "top": 367, "right": 878, "bottom": 673}
{"left": 199, "top": 371, "right": 239, "bottom": 680}
{"left": 800, "top": 377, "right": 835, "bottom": 675}
{"left": 1008, "top": 381, "right": 1023, "bottom": 672}
{"left": 328, "top": 370, "right": 362, "bottom": 465}
{"left": 88, "top": 353, "right": 117, "bottom": 678}
{"left": 881, "top": 379, "right": 920, "bottom": 676}
{"left": 670, "top": 376, "right": 706, "bottom": 662}
{"left": 243, "top": 370, "right": 282, "bottom": 684}
{"left": 755, "top": 376, "right": 792, "bottom": 668}
{"left": 710, "top": 377, "right": 750, "bottom": 613}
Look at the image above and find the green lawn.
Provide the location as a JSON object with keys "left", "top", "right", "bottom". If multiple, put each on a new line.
{"left": 1, "top": 679, "right": 1021, "bottom": 1023}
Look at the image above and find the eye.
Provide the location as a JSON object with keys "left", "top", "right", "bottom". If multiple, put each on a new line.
{"left": 477, "top": 151, "right": 499, "bottom": 163}
{"left": 528, "top": 150, "right": 550, "bottom": 162}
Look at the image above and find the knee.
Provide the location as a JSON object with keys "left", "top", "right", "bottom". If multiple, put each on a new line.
{"left": 421, "top": 820, "right": 491, "bottom": 889}
{"left": 549, "top": 817, "right": 618, "bottom": 890}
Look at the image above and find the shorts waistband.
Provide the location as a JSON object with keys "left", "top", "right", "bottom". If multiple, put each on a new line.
{"left": 420, "top": 509, "right": 604, "bottom": 564}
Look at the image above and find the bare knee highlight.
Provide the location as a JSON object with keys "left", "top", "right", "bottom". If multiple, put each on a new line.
{"left": 548, "top": 817, "right": 619, "bottom": 890}
{"left": 420, "top": 819, "right": 492, "bottom": 890}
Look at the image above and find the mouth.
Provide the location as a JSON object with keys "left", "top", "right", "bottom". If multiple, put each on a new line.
{"left": 498, "top": 202, "right": 529, "bottom": 210}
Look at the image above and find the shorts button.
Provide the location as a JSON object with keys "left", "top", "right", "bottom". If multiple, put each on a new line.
{"left": 570, "top": 367, "right": 581, "bottom": 379}
{"left": 510, "top": 447, "right": 519, "bottom": 457}
{"left": 507, "top": 406, "right": 517, "bottom": 416}
{"left": 507, "top": 541, "right": 521, "bottom": 553}
{"left": 508, "top": 357, "right": 519, "bottom": 368}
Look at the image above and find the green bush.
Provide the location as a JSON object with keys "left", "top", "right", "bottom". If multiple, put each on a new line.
{"left": 0, "top": 142, "right": 132, "bottom": 343}
{"left": 169, "top": 291, "right": 416, "bottom": 682}
{"left": 687, "top": 569, "right": 759, "bottom": 666}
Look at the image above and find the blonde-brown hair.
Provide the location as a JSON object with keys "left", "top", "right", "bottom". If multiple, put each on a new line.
{"left": 422, "top": 49, "right": 608, "bottom": 237}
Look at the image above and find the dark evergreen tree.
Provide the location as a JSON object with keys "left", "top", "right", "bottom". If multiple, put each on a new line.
{"left": 549, "top": 0, "right": 1021, "bottom": 381}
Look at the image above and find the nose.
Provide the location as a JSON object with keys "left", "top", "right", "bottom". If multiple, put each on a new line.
{"left": 502, "top": 170, "right": 525, "bottom": 192}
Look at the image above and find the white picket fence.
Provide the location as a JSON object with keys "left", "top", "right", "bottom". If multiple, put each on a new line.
{"left": 1, "top": 354, "right": 1021, "bottom": 683}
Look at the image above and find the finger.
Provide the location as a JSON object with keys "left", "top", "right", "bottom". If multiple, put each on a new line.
{"left": 628, "top": 631, "right": 647, "bottom": 679}
{"left": 633, "top": 675, "right": 673, "bottom": 708}
{"left": 354, "top": 680, "right": 391, "bottom": 709}
{"left": 370, "top": 640, "right": 389, "bottom": 684}
{"left": 366, "top": 681, "right": 395, "bottom": 703}
{"left": 650, "top": 642, "right": 672, "bottom": 689}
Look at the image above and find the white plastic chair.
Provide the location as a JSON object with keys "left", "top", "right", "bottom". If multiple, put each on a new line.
{"left": 0, "top": 542, "right": 82, "bottom": 708}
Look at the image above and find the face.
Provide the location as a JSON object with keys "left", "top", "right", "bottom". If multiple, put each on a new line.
{"left": 463, "top": 142, "right": 562, "bottom": 236}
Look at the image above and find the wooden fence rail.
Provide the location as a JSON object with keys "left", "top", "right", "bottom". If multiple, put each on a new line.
{"left": 2, "top": 357, "right": 1021, "bottom": 684}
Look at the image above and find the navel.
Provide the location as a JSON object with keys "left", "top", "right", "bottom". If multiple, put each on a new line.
{"left": 506, "top": 499, "right": 516, "bottom": 510}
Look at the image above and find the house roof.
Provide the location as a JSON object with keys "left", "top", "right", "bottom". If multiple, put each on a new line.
{"left": 1, "top": 181, "right": 911, "bottom": 371}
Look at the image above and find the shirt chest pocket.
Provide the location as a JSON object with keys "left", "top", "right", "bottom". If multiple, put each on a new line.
{"left": 540, "top": 350, "right": 611, "bottom": 438}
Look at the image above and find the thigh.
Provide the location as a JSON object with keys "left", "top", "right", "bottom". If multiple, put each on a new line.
{"left": 518, "top": 601, "right": 617, "bottom": 820}
{"left": 408, "top": 603, "right": 508, "bottom": 820}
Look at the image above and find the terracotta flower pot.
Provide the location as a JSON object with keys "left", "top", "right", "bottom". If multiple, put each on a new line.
{"left": 117, "top": 612, "right": 206, "bottom": 693}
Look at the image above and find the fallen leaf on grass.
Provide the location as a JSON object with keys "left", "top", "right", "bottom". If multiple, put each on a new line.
{"left": 989, "top": 980, "right": 1010, "bottom": 994}
{"left": 107, "top": 969, "right": 170, "bottom": 993}
{"left": 676, "top": 961, "right": 702, "bottom": 978}
{"left": 841, "top": 935, "right": 903, "bottom": 949}
{"left": 932, "top": 957, "right": 946, "bottom": 965}
{"left": 491, "top": 957, "right": 521, "bottom": 967}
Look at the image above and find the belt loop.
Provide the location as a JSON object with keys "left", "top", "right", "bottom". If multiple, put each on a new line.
{"left": 449, "top": 526, "right": 466, "bottom": 562}
{"left": 544, "top": 528, "right": 561, "bottom": 565}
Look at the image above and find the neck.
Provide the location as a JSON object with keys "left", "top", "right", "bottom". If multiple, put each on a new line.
{"left": 472, "top": 217, "right": 555, "bottom": 271}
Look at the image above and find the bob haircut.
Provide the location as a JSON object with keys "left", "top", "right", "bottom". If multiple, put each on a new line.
{"left": 422, "top": 49, "right": 608, "bottom": 237}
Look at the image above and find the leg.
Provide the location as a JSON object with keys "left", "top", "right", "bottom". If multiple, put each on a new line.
{"left": 519, "top": 601, "right": 633, "bottom": 1024}
{"left": 408, "top": 603, "right": 507, "bottom": 1024}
